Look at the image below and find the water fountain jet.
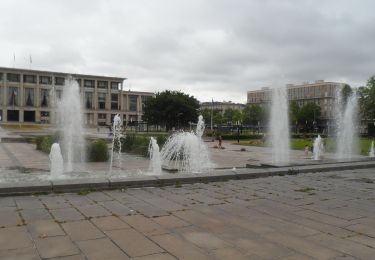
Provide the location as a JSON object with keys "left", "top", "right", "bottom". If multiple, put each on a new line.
{"left": 313, "top": 135, "right": 324, "bottom": 160}
{"left": 148, "top": 137, "right": 162, "bottom": 175}
{"left": 49, "top": 143, "right": 64, "bottom": 179}
{"left": 57, "top": 76, "right": 85, "bottom": 172}
{"left": 109, "top": 114, "right": 123, "bottom": 173}
{"left": 336, "top": 92, "right": 358, "bottom": 160}
{"left": 160, "top": 115, "right": 211, "bottom": 173}
{"left": 369, "top": 141, "right": 374, "bottom": 158}
{"left": 269, "top": 86, "right": 290, "bottom": 164}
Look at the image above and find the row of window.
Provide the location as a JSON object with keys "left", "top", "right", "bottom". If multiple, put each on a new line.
{"left": 0, "top": 73, "right": 121, "bottom": 89}
{"left": 1, "top": 87, "right": 146, "bottom": 112}
{"left": 0, "top": 109, "right": 142, "bottom": 124}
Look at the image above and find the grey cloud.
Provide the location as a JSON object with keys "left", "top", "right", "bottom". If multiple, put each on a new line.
{"left": 0, "top": 0, "right": 374, "bottom": 102}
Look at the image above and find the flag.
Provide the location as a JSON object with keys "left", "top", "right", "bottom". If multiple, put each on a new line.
{"left": 29, "top": 55, "right": 32, "bottom": 64}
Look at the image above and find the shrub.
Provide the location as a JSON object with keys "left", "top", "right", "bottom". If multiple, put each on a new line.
{"left": 35, "top": 136, "right": 44, "bottom": 150}
{"left": 87, "top": 139, "right": 109, "bottom": 162}
{"left": 220, "top": 134, "right": 263, "bottom": 140}
{"left": 36, "top": 133, "right": 60, "bottom": 153}
{"left": 120, "top": 134, "right": 167, "bottom": 157}
{"left": 40, "top": 136, "right": 53, "bottom": 153}
{"left": 156, "top": 135, "right": 168, "bottom": 147}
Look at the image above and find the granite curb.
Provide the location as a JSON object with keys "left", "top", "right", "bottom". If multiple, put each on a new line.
{"left": 0, "top": 161, "right": 374, "bottom": 196}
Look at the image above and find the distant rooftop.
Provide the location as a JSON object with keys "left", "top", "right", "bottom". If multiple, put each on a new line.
{"left": 0, "top": 66, "right": 126, "bottom": 81}
{"left": 248, "top": 80, "right": 344, "bottom": 93}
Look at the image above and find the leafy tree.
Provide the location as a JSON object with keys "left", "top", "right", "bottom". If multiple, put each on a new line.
{"left": 223, "top": 108, "right": 235, "bottom": 124}
{"left": 199, "top": 108, "right": 224, "bottom": 125}
{"left": 242, "top": 104, "right": 264, "bottom": 125}
{"left": 143, "top": 90, "right": 200, "bottom": 131}
{"left": 341, "top": 84, "right": 353, "bottom": 105}
{"left": 200, "top": 108, "right": 211, "bottom": 122}
{"left": 212, "top": 109, "right": 224, "bottom": 125}
{"left": 232, "top": 110, "right": 242, "bottom": 124}
{"left": 358, "top": 76, "right": 375, "bottom": 119}
{"left": 289, "top": 100, "right": 300, "bottom": 124}
{"left": 299, "top": 102, "right": 321, "bottom": 125}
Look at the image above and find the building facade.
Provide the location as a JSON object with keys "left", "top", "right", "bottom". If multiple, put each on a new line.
{"left": 0, "top": 67, "right": 154, "bottom": 126}
{"left": 247, "top": 80, "right": 344, "bottom": 121}
{"left": 200, "top": 101, "right": 245, "bottom": 115}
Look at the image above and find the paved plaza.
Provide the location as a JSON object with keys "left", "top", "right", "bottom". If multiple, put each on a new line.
{"left": 0, "top": 168, "right": 374, "bottom": 259}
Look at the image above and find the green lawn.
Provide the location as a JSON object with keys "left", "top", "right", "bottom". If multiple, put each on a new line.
{"left": 235, "top": 137, "right": 374, "bottom": 156}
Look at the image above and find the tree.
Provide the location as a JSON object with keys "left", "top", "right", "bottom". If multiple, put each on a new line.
{"left": 358, "top": 76, "right": 375, "bottom": 119}
{"left": 232, "top": 110, "right": 243, "bottom": 124}
{"left": 289, "top": 100, "right": 300, "bottom": 124}
{"left": 200, "top": 108, "right": 211, "bottom": 123}
{"left": 223, "top": 108, "right": 235, "bottom": 124}
{"left": 242, "top": 104, "right": 264, "bottom": 125}
{"left": 199, "top": 108, "right": 224, "bottom": 125}
{"left": 143, "top": 90, "right": 200, "bottom": 131}
{"left": 212, "top": 109, "right": 224, "bottom": 125}
{"left": 341, "top": 84, "right": 353, "bottom": 105}
{"left": 299, "top": 102, "right": 321, "bottom": 127}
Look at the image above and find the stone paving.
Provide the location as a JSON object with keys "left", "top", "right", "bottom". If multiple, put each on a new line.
{"left": 0, "top": 168, "right": 374, "bottom": 259}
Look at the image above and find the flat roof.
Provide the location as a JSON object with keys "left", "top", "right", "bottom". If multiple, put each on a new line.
{"left": 247, "top": 81, "right": 344, "bottom": 93}
{"left": 0, "top": 66, "right": 126, "bottom": 81}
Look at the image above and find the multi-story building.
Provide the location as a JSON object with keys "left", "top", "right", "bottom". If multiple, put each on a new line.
{"left": 200, "top": 101, "right": 245, "bottom": 115}
{"left": 0, "top": 67, "right": 154, "bottom": 126}
{"left": 247, "top": 80, "right": 344, "bottom": 121}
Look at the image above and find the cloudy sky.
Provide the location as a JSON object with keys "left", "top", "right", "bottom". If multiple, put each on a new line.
{"left": 1, "top": 0, "right": 374, "bottom": 103}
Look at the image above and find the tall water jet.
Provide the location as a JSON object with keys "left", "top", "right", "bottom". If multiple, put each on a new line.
{"left": 313, "top": 135, "right": 324, "bottom": 160}
{"left": 269, "top": 86, "right": 290, "bottom": 164}
{"left": 161, "top": 115, "right": 211, "bottom": 173}
{"left": 57, "top": 77, "right": 85, "bottom": 172}
{"left": 369, "top": 141, "right": 374, "bottom": 158}
{"left": 336, "top": 92, "right": 358, "bottom": 160}
{"left": 196, "top": 115, "right": 205, "bottom": 138}
{"left": 109, "top": 114, "right": 123, "bottom": 173}
{"left": 49, "top": 143, "right": 64, "bottom": 179}
{"left": 148, "top": 137, "right": 162, "bottom": 175}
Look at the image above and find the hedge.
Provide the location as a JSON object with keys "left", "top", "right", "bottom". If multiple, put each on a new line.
{"left": 35, "top": 135, "right": 54, "bottom": 153}
{"left": 121, "top": 134, "right": 168, "bottom": 157}
{"left": 87, "top": 139, "right": 109, "bottom": 162}
{"left": 220, "top": 134, "right": 264, "bottom": 140}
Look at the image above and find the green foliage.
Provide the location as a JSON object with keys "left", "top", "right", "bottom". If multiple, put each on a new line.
{"left": 120, "top": 133, "right": 168, "bottom": 157}
{"left": 298, "top": 102, "right": 321, "bottom": 124}
{"left": 143, "top": 90, "right": 200, "bottom": 131}
{"left": 40, "top": 136, "right": 53, "bottom": 153}
{"left": 199, "top": 108, "right": 224, "bottom": 125}
{"left": 200, "top": 108, "right": 211, "bottom": 123}
{"left": 35, "top": 136, "right": 44, "bottom": 150}
{"left": 212, "top": 110, "right": 224, "bottom": 125}
{"left": 221, "top": 134, "right": 263, "bottom": 140}
{"left": 232, "top": 110, "right": 243, "bottom": 124}
{"left": 341, "top": 84, "right": 353, "bottom": 106}
{"left": 242, "top": 104, "right": 265, "bottom": 125}
{"left": 87, "top": 139, "right": 109, "bottom": 162}
{"left": 289, "top": 100, "right": 300, "bottom": 124}
{"left": 223, "top": 108, "right": 243, "bottom": 124}
{"left": 35, "top": 133, "right": 60, "bottom": 154}
{"left": 358, "top": 76, "right": 375, "bottom": 119}
{"left": 156, "top": 135, "right": 168, "bottom": 147}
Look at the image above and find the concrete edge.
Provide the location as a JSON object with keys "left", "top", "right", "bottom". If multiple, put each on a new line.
{"left": 0, "top": 161, "right": 375, "bottom": 196}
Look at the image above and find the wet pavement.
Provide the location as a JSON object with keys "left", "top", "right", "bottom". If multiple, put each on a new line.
{"left": 0, "top": 168, "right": 374, "bottom": 259}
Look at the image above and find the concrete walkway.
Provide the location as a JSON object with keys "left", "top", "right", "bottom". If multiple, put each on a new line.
{"left": 0, "top": 168, "right": 374, "bottom": 259}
